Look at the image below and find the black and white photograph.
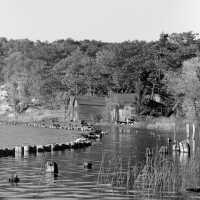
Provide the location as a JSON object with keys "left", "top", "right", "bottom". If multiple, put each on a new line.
{"left": 0, "top": 0, "right": 199, "bottom": 199}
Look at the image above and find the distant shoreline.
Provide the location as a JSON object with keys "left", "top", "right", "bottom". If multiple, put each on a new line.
{"left": 96, "top": 116, "right": 191, "bottom": 133}
{"left": 0, "top": 115, "right": 192, "bottom": 134}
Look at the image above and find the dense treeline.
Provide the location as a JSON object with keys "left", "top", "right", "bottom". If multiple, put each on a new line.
{"left": 1, "top": 32, "right": 200, "bottom": 118}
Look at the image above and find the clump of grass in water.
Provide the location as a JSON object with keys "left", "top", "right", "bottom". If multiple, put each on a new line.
{"left": 143, "top": 152, "right": 182, "bottom": 193}
{"left": 97, "top": 148, "right": 200, "bottom": 196}
{"left": 97, "top": 153, "right": 142, "bottom": 191}
{"left": 180, "top": 147, "right": 200, "bottom": 190}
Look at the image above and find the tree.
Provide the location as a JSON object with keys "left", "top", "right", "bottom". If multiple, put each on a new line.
{"left": 3, "top": 51, "right": 45, "bottom": 108}
{"left": 165, "top": 57, "right": 200, "bottom": 119}
{"left": 54, "top": 48, "right": 91, "bottom": 96}
{"left": 135, "top": 79, "right": 147, "bottom": 114}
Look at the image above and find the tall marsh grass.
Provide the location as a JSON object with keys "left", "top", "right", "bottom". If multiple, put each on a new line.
{"left": 97, "top": 153, "right": 141, "bottom": 190}
{"left": 97, "top": 147, "right": 200, "bottom": 195}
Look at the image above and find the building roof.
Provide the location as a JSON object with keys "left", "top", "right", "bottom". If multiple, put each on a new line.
{"left": 108, "top": 93, "right": 137, "bottom": 105}
{"left": 74, "top": 96, "right": 106, "bottom": 106}
{"left": 68, "top": 96, "right": 106, "bottom": 122}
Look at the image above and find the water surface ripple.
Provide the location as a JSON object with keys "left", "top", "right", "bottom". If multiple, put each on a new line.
{"left": 0, "top": 126, "right": 198, "bottom": 199}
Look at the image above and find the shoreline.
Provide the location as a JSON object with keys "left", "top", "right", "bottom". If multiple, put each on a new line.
{"left": 96, "top": 117, "right": 190, "bottom": 133}
{"left": 0, "top": 123, "right": 100, "bottom": 158}
{"left": 0, "top": 115, "right": 191, "bottom": 134}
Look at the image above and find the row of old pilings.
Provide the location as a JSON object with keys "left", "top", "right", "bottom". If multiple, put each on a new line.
{"left": 0, "top": 138, "right": 92, "bottom": 158}
{"left": 146, "top": 122, "right": 195, "bottom": 157}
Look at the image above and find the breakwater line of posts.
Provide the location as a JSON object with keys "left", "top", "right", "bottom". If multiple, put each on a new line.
{"left": 0, "top": 123, "right": 106, "bottom": 158}
{"left": 0, "top": 138, "right": 92, "bottom": 158}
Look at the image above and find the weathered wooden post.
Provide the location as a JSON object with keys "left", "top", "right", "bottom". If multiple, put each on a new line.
{"left": 15, "top": 146, "right": 24, "bottom": 158}
{"left": 192, "top": 139, "right": 195, "bottom": 154}
{"left": 186, "top": 123, "right": 190, "bottom": 139}
{"left": 192, "top": 123, "right": 195, "bottom": 140}
{"left": 23, "top": 145, "right": 30, "bottom": 157}
{"left": 173, "top": 123, "right": 176, "bottom": 142}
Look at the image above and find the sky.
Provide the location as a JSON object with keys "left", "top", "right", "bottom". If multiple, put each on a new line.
{"left": 0, "top": 0, "right": 199, "bottom": 42}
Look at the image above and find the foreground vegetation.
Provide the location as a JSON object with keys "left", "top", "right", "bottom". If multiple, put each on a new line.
{"left": 0, "top": 31, "right": 200, "bottom": 120}
{"left": 97, "top": 148, "right": 200, "bottom": 197}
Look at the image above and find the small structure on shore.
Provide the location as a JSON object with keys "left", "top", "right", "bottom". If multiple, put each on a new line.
{"left": 67, "top": 94, "right": 139, "bottom": 123}
{"left": 108, "top": 94, "right": 137, "bottom": 123}
{"left": 67, "top": 96, "right": 106, "bottom": 122}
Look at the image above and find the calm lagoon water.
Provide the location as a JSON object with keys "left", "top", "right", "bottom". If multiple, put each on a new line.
{"left": 0, "top": 125, "right": 198, "bottom": 199}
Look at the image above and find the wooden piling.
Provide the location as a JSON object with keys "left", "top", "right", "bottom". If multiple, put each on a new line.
{"left": 24, "top": 145, "right": 30, "bottom": 153}
{"left": 192, "top": 123, "right": 195, "bottom": 140}
{"left": 186, "top": 123, "right": 190, "bottom": 139}
{"left": 15, "top": 146, "right": 24, "bottom": 155}
{"left": 173, "top": 123, "right": 176, "bottom": 142}
{"left": 192, "top": 139, "right": 195, "bottom": 154}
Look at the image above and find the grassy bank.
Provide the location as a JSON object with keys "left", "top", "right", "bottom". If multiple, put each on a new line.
{"left": 133, "top": 116, "right": 190, "bottom": 133}
{"left": 0, "top": 105, "right": 192, "bottom": 135}
{"left": 133, "top": 117, "right": 176, "bottom": 131}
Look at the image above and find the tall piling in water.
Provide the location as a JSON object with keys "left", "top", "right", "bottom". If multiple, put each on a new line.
{"left": 173, "top": 123, "right": 176, "bottom": 142}
{"left": 192, "top": 123, "right": 195, "bottom": 140}
{"left": 186, "top": 123, "right": 190, "bottom": 139}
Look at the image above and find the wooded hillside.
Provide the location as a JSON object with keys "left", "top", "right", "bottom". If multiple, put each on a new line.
{"left": 1, "top": 32, "right": 200, "bottom": 119}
